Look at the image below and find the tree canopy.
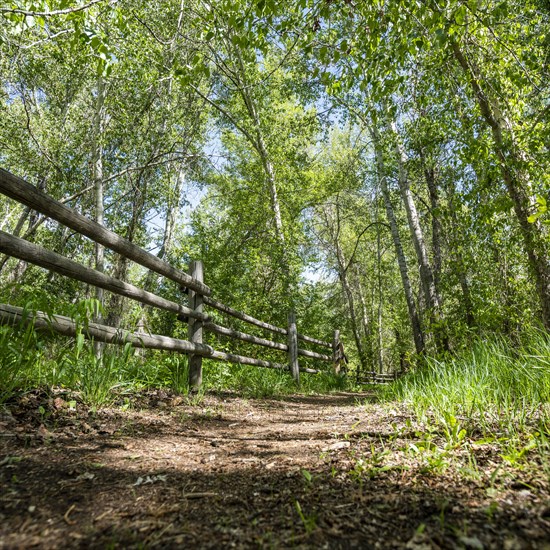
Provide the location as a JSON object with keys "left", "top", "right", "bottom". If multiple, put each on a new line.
{"left": 1, "top": 0, "right": 549, "bottom": 375}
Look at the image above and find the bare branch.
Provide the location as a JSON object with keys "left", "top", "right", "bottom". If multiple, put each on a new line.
{"left": 189, "top": 84, "right": 258, "bottom": 148}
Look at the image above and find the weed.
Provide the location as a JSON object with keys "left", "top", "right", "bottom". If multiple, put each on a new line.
{"left": 500, "top": 436, "right": 536, "bottom": 468}
{"left": 0, "top": 305, "right": 46, "bottom": 402}
{"left": 294, "top": 500, "right": 317, "bottom": 534}
{"left": 186, "top": 389, "right": 206, "bottom": 406}
{"left": 301, "top": 469, "right": 314, "bottom": 487}
{"left": 349, "top": 444, "right": 392, "bottom": 480}
{"left": 441, "top": 414, "right": 468, "bottom": 449}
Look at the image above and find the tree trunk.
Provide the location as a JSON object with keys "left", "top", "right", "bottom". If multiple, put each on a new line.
{"left": 92, "top": 76, "right": 106, "bottom": 357}
{"left": 452, "top": 40, "right": 550, "bottom": 330}
{"left": 444, "top": 185, "right": 476, "bottom": 328}
{"left": 391, "top": 121, "right": 449, "bottom": 353}
{"left": 375, "top": 204, "right": 384, "bottom": 372}
{"left": 107, "top": 171, "right": 147, "bottom": 328}
{"left": 2, "top": 207, "right": 31, "bottom": 277}
{"left": 353, "top": 264, "right": 371, "bottom": 348}
{"left": 136, "top": 166, "right": 185, "bottom": 342}
{"left": 370, "top": 122, "right": 425, "bottom": 355}
{"left": 422, "top": 160, "right": 442, "bottom": 293}
{"left": 322, "top": 205, "right": 369, "bottom": 373}
{"left": 234, "top": 50, "right": 291, "bottom": 295}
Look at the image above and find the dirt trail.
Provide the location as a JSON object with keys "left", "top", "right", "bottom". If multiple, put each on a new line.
{"left": 1, "top": 390, "right": 549, "bottom": 548}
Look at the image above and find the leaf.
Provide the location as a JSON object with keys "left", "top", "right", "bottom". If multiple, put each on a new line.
{"left": 323, "top": 441, "right": 350, "bottom": 451}
{"left": 75, "top": 472, "right": 95, "bottom": 481}
{"left": 458, "top": 535, "right": 483, "bottom": 548}
{"left": 454, "top": 5, "right": 467, "bottom": 25}
{"left": 133, "top": 474, "right": 168, "bottom": 486}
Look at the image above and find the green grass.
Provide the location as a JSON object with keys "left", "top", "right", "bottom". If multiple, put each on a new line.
{"left": 379, "top": 328, "right": 550, "bottom": 472}
{"left": 200, "top": 360, "right": 351, "bottom": 397}
{"left": 0, "top": 317, "right": 46, "bottom": 403}
{"left": 0, "top": 299, "right": 352, "bottom": 404}
{"left": 381, "top": 330, "right": 550, "bottom": 428}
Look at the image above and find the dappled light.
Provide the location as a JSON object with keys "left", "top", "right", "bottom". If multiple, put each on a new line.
{"left": 2, "top": 391, "right": 549, "bottom": 548}
{"left": 1, "top": 0, "right": 550, "bottom": 546}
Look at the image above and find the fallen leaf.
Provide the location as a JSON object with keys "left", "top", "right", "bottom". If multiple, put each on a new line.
{"left": 133, "top": 474, "right": 167, "bottom": 486}
{"left": 323, "top": 441, "right": 350, "bottom": 451}
{"left": 459, "top": 536, "right": 484, "bottom": 549}
{"left": 75, "top": 472, "right": 95, "bottom": 482}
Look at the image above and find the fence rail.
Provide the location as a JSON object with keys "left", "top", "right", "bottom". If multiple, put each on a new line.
{"left": 0, "top": 168, "right": 345, "bottom": 387}
{"left": 357, "top": 371, "right": 399, "bottom": 385}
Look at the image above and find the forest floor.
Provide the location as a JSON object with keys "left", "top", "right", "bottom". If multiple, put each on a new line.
{"left": 1, "top": 388, "right": 550, "bottom": 549}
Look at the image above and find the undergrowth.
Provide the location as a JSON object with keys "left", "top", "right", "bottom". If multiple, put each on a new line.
{"left": 0, "top": 300, "right": 351, "bottom": 405}
{"left": 375, "top": 329, "right": 550, "bottom": 476}
{"left": 380, "top": 329, "right": 550, "bottom": 432}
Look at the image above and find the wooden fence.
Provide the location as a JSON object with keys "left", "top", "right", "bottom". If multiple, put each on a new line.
{"left": 0, "top": 168, "right": 346, "bottom": 386}
{"left": 357, "top": 371, "right": 400, "bottom": 385}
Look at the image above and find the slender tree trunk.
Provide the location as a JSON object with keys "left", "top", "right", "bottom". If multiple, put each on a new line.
{"left": 444, "top": 186, "right": 476, "bottom": 328}
{"left": 370, "top": 122, "right": 425, "bottom": 355}
{"left": 137, "top": 166, "right": 184, "bottom": 338}
{"left": 1, "top": 207, "right": 30, "bottom": 276}
{"left": 246, "top": 98, "right": 290, "bottom": 291}
{"left": 106, "top": 172, "right": 147, "bottom": 328}
{"left": 234, "top": 51, "right": 290, "bottom": 296}
{"left": 256, "top": 131, "right": 285, "bottom": 247}
{"left": 391, "top": 122, "right": 449, "bottom": 352}
{"left": 375, "top": 203, "right": 384, "bottom": 372}
{"left": 354, "top": 263, "right": 377, "bottom": 374}
{"left": 323, "top": 205, "right": 369, "bottom": 373}
{"left": 354, "top": 264, "right": 371, "bottom": 347}
{"left": 156, "top": 167, "right": 183, "bottom": 263}
{"left": 422, "top": 161, "right": 442, "bottom": 293}
{"left": 338, "top": 266, "right": 368, "bottom": 374}
{"left": 92, "top": 76, "right": 106, "bottom": 357}
{"left": 3, "top": 179, "right": 46, "bottom": 277}
{"left": 452, "top": 40, "right": 550, "bottom": 330}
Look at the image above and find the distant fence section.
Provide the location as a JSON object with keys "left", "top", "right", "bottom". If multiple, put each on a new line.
{"left": 0, "top": 168, "right": 346, "bottom": 387}
{"left": 357, "top": 371, "right": 399, "bottom": 385}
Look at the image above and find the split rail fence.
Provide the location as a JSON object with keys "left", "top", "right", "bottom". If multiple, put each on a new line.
{"left": 357, "top": 371, "right": 399, "bottom": 385}
{"left": 0, "top": 168, "right": 347, "bottom": 386}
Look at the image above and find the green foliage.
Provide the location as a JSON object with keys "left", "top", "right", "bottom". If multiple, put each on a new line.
{"left": 200, "top": 361, "right": 351, "bottom": 398}
{"left": 0, "top": 311, "right": 45, "bottom": 403}
{"left": 381, "top": 329, "right": 550, "bottom": 434}
{"left": 0, "top": 0, "right": 549, "bottom": 405}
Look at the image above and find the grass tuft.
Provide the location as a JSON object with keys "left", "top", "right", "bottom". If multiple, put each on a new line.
{"left": 380, "top": 329, "right": 550, "bottom": 435}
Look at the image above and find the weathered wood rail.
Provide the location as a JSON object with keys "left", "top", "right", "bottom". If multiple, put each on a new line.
{"left": 0, "top": 168, "right": 345, "bottom": 387}
{"left": 358, "top": 371, "right": 400, "bottom": 385}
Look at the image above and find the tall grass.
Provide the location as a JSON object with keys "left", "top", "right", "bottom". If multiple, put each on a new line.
{"left": 0, "top": 317, "right": 45, "bottom": 403}
{"left": 0, "top": 300, "right": 136, "bottom": 406}
{"left": 381, "top": 329, "right": 550, "bottom": 434}
{"left": 0, "top": 299, "right": 350, "bottom": 405}
{"left": 201, "top": 361, "right": 350, "bottom": 398}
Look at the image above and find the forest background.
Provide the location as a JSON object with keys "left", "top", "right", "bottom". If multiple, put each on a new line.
{"left": 0, "top": 0, "right": 549, "bottom": 402}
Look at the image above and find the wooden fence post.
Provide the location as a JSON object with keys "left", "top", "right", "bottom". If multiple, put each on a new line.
{"left": 188, "top": 260, "right": 204, "bottom": 388}
{"left": 287, "top": 311, "right": 299, "bottom": 383}
{"left": 332, "top": 329, "right": 340, "bottom": 374}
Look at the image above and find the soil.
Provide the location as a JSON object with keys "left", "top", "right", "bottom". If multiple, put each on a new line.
{"left": 1, "top": 389, "right": 549, "bottom": 549}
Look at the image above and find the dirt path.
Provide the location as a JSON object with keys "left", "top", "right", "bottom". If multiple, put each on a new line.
{"left": 1, "top": 390, "right": 549, "bottom": 548}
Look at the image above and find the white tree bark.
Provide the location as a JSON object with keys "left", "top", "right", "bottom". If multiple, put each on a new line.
{"left": 370, "top": 122, "right": 425, "bottom": 355}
